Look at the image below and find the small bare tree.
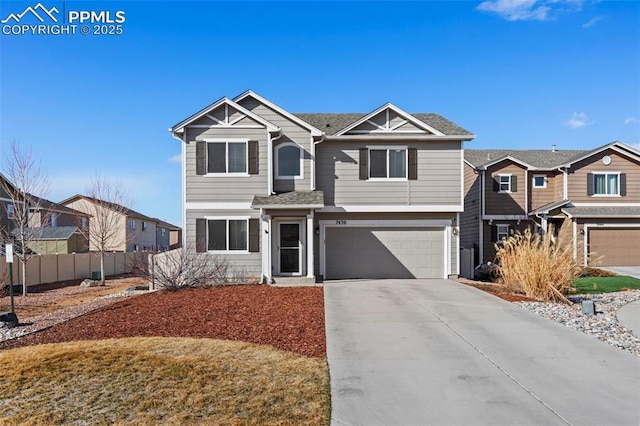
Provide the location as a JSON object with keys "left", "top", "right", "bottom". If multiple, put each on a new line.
{"left": 71, "top": 175, "right": 134, "bottom": 285}
{"left": 1, "top": 141, "right": 52, "bottom": 297}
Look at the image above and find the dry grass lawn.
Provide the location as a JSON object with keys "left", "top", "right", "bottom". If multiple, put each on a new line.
{"left": 0, "top": 337, "right": 329, "bottom": 425}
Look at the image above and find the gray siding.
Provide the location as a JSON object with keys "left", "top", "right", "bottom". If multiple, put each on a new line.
{"left": 237, "top": 97, "right": 313, "bottom": 192}
{"left": 316, "top": 140, "right": 462, "bottom": 206}
{"left": 185, "top": 127, "right": 269, "bottom": 202}
{"left": 460, "top": 163, "right": 480, "bottom": 250}
{"left": 185, "top": 209, "right": 262, "bottom": 278}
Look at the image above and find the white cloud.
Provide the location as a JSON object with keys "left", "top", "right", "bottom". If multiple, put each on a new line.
{"left": 477, "top": 0, "right": 583, "bottom": 21}
{"left": 563, "top": 112, "right": 590, "bottom": 128}
{"left": 624, "top": 117, "right": 639, "bottom": 125}
{"left": 168, "top": 153, "right": 181, "bottom": 164}
{"left": 582, "top": 15, "right": 603, "bottom": 28}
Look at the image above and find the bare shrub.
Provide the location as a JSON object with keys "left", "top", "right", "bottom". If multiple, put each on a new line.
{"left": 578, "top": 267, "right": 617, "bottom": 278}
{"left": 494, "top": 227, "right": 582, "bottom": 304}
{"left": 135, "top": 247, "right": 251, "bottom": 291}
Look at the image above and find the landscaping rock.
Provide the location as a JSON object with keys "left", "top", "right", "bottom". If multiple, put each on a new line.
{"left": 80, "top": 279, "right": 104, "bottom": 287}
{"left": 0, "top": 312, "right": 19, "bottom": 329}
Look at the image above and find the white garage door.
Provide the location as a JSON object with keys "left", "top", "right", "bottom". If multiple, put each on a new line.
{"left": 325, "top": 227, "right": 445, "bottom": 279}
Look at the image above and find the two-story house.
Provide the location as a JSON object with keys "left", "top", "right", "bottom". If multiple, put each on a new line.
{"left": 60, "top": 195, "right": 161, "bottom": 252}
{"left": 170, "top": 90, "right": 474, "bottom": 283}
{"left": 462, "top": 141, "right": 640, "bottom": 267}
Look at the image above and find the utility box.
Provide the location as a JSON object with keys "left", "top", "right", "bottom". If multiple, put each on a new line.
{"left": 582, "top": 300, "right": 595, "bottom": 315}
{"left": 91, "top": 271, "right": 102, "bottom": 280}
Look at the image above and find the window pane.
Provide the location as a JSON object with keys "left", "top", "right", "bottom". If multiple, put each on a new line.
{"left": 534, "top": 176, "right": 545, "bottom": 187}
{"left": 208, "top": 220, "right": 226, "bottom": 250}
{"left": 389, "top": 149, "right": 406, "bottom": 178}
{"left": 228, "top": 220, "right": 247, "bottom": 250}
{"left": 208, "top": 143, "right": 226, "bottom": 173}
{"left": 278, "top": 145, "right": 301, "bottom": 176}
{"left": 228, "top": 143, "right": 246, "bottom": 173}
{"left": 607, "top": 174, "right": 618, "bottom": 195}
{"left": 369, "top": 150, "right": 387, "bottom": 178}
{"left": 500, "top": 176, "right": 510, "bottom": 191}
{"left": 594, "top": 174, "right": 606, "bottom": 194}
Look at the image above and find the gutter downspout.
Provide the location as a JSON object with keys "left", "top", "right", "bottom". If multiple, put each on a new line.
{"left": 170, "top": 130, "right": 187, "bottom": 248}
{"left": 269, "top": 130, "right": 283, "bottom": 195}
{"left": 312, "top": 134, "right": 326, "bottom": 191}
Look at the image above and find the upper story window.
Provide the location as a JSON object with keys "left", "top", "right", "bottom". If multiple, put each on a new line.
{"left": 593, "top": 172, "right": 619, "bottom": 196}
{"left": 275, "top": 143, "right": 303, "bottom": 179}
{"left": 196, "top": 140, "right": 259, "bottom": 176}
{"left": 208, "top": 141, "right": 247, "bottom": 174}
{"left": 533, "top": 175, "right": 547, "bottom": 189}
{"left": 7, "top": 204, "right": 15, "bottom": 220}
{"left": 495, "top": 174, "right": 517, "bottom": 193}
{"left": 130, "top": 219, "right": 136, "bottom": 230}
{"left": 369, "top": 148, "right": 407, "bottom": 179}
{"left": 161, "top": 228, "right": 166, "bottom": 237}
{"left": 81, "top": 217, "right": 88, "bottom": 229}
{"left": 142, "top": 221, "right": 148, "bottom": 231}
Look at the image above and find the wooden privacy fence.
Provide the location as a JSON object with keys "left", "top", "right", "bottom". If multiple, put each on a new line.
{"left": 0, "top": 252, "right": 149, "bottom": 287}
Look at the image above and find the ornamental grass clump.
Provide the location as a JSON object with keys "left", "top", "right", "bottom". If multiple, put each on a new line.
{"left": 494, "top": 227, "right": 582, "bottom": 304}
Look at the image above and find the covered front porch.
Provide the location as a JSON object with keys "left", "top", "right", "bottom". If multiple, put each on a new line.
{"left": 252, "top": 191, "right": 324, "bottom": 284}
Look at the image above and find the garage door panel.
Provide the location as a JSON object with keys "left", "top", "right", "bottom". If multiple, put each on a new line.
{"left": 589, "top": 228, "right": 640, "bottom": 266}
{"left": 325, "top": 227, "right": 444, "bottom": 279}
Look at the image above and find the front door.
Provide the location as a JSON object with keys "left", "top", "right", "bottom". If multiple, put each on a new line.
{"left": 279, "top": 222, "right": 302, "bottom": 275}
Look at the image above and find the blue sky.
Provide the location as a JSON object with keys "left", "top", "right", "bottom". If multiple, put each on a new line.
{"left": 1, "top": 0, "right": 639, "bottom": 227}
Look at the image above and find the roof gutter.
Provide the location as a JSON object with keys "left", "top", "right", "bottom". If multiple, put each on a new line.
{"left": 322, "top": 134, "right": 476, "bottom": 142}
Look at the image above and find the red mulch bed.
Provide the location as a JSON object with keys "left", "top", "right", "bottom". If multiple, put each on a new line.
{"left": 1, "top": 285, "right": 326, "bottom": 358}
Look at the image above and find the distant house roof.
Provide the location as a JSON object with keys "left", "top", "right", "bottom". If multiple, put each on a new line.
{"left": 252, "top": 191, "right": 324, "bottom": 209}
{"left": 465, "top": 141, "right": 640, "bottom": 170}
{"left": 27, "top": 194, "right": 89, "bottom": 217}
{"left": 294, "top": 112, "right": 473, "bottom": 137}
{"left": 561, "top": 206, "right": 640, "bottom": 218}
{"left": 465, "top": 149, "right": 587, "bottom": 169}
{"left": 59, "top": 194, "right": 156, "bottom": 222}
{"left": 11, "top": 226, "right": 80, "bottom": 240}
{"left": 155, "top": 219, "right": 181, "bottom": 230}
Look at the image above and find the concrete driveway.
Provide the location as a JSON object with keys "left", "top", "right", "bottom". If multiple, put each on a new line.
{"left": 325, "top": 279, "right": 640, "bottom": 426}
{"left": 603, "top": 266, "right": 640, "bottom": 279}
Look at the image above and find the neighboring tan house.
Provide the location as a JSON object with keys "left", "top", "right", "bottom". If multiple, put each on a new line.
{"left": 14, "top": 226, "right": 88, "bottom": 254}
{"left": 28, "top": 194, "right": 90, "bottom": 229}
{"left": 155, "top": 219, "right": 182, "bottom": 251}
{"left": 59, "top": 195, "right": 159, "bottom": 252}
{"left": 170, "top": 90, "right": 474, "bottom": 282}
{"left": 462, "top": 141, "right": 640, "bottom": 267}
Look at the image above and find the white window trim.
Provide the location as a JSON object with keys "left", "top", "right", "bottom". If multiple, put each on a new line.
{"left": 498, "top": 174, "right": 512, "bottom": 193}
{"left": 496, "top": 224, "right": 510, "bottom": 242}
{"left": 274, "top": 142, "right": 304, "bottom": 180}
{"left": 7, "top": 204, "right": 15, "bottom": 220}
{"left": 367, "top": 145, "right": 408, "bottom": 181}
{"left": 532, "top": 174, "right": 547, "bottom": 189}
{"left": 202, "top": 138, "right": 250, "bottom": 177}
{"left": 591, "top": 171, "right": 621, "bottom": 197}
{"left": 204, "top": 216, "right": 251, "bottom": 254}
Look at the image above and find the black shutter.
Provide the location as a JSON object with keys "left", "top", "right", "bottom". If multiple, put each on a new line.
{"left": 511, "top": 175, "right": 517, "bottom": 192}
{"left": 196, "top": 142, "right": 206, "bottom": 175}
{"left": 490, "top": 225, "right": 497, "bottom": 242}
{"left": 248, "top": 141, "right": 259, "bottom": 175}
{"left": 196, "top": 219, "right": 206, "bottom": 252}
{"left": 248, "top": 219, "right": 260, "bottom": 252}
{"left": 359, "top": 148, "right": 368, "bottom": 180}
{"left": 493, "top": 176, "right": 499, "bottom": 192}
{"left": 408, "top": 148, "right": 418, "bottom": 180}
{"left": 586, "top": 173, "right": 594, "bottom": 196}
{"left": 620, "top": 173, "right": 627, "bottom": 196}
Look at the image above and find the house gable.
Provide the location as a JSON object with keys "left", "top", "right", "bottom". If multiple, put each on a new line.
{"left": 335, "top": 103, "right": 444, "bottom": 137}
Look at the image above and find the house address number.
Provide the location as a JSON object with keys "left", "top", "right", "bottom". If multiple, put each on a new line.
{"left": 335, "top": 220, "right": 347, "bottom": 225}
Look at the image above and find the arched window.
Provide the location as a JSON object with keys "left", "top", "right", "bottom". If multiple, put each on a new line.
{"left": 275, "top": 143, "right": 303, "bottom": 178}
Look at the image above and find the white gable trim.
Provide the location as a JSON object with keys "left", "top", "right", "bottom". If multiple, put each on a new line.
{"left": 233, "top": 90, "right": 323, "bottom": 136}
{"left": 170, "top": 97, "right": 279, "bottom": 135}
{"left": 334, "top": 103, "right": 446, "bottom": 137}
{"left": 563, "top": 141, "right": 640, "bottom": 167}
{"left": 479, "top": 155, "right": 537, "bottom": 170}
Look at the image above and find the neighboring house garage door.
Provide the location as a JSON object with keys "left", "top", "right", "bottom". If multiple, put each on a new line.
{"left": 589, "top": 228, "right": 640, "bottom": 266}
{"left": 325, "top": 227, "right": 445, "bottom": 279}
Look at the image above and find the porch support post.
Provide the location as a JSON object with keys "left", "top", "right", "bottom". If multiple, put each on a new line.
{"left": 306, "top": 212, "right": 314, "bottom": 278}
{"left": 261, "top": 211, "right": 272, "bottom": 283}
